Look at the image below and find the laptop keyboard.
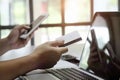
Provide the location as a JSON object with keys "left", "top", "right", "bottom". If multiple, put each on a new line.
{"left": 46, "top": 68, "right": 98, "bottom": 80}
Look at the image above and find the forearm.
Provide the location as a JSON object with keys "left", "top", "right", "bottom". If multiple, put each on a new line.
{"left": 0, "top": 38, "right": 11, "bottom": 56}
{"left": 0, "top": 55, "right": 39, "bottom": 80}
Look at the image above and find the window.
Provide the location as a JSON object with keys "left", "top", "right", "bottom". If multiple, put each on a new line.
{"left": 0, "top": 0, "right": 29, "bottom": 38}
{"left": 33, "top": 0, "right": 91, "bottom": 45}
{"left": 65, "top": 0, "right": 91, "bottom": 23}
{"left": 94, "top": 0, "right": 118, "bottom": 13}
{"left": 0, "top": 0, "right": 119, "bottom": 45}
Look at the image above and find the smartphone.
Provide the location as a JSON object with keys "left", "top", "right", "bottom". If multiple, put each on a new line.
{"left": 20, "top": 14, "right": 49, "bottom": 39}
{"left": 91, "top": 29, "right": 103, "bottom": 63}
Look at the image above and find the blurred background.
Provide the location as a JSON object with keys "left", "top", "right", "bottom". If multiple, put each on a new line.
{"left": 0, "top": 0, "right": 119, "bottom": 59}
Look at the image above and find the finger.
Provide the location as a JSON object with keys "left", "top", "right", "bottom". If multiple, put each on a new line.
{"left": 58, "top": 47, "right": 68, "bottom": 54}
{"left": 21, "top": 29, "right": 28, "bottom": 34}
{"left": 50, "top": 40, "right": 64, "bottom": 47}
{"left": 20, "top": 38, "right": 29, "bottom": 47}
{"left": 16, "top": 25, "right": 31, "bottom": 30}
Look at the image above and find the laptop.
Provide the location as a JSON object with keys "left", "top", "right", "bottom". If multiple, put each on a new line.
{"left": 17, "top": 12, "right": 120, "bottom": 80}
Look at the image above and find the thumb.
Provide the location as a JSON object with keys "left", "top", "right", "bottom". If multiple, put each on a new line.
{"left": 58, "top": 47, "right": 68, "bottom": 54}
{"left": 51, "top": 40, "right": 65, "bottom": 47}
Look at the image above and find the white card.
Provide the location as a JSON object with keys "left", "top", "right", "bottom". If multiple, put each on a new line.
{"left": 56, "top": 31, "right": 82, "bottom": 47}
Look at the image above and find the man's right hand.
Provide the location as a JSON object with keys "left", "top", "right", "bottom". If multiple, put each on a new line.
{"left": 31, "top": 40, "right": 68, "bottom": 69}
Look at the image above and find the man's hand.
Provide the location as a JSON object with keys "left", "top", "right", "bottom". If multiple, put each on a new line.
{"left": 7, "top": 25, "right": 33, "bottom": 49}
{"left": 31, "top": 40, "right": 68, "bottom": 69}
{"left": 0, "top": 25, "right": 34, "bottom": 56}
{"left": 0, "top": 40, "right": 68, "bottom": 80}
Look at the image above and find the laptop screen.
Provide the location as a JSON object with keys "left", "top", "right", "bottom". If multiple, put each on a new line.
{"left": 79, "top": 12, "right": 120, "bottom": 70}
